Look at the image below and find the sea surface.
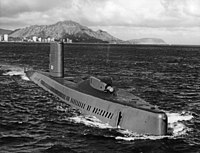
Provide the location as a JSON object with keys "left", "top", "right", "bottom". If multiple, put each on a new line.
{"left": 0, "top": 42, "right": 200, "bottom": 153}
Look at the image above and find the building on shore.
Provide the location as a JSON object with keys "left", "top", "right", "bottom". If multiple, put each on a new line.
{"left": 20, "top": 36, "right": 56, "bottom": 42}
{"left": 4, "top": 34, "right": 8, "bottom": 41}
{"left": 66, "top": 38, "right": 72, "bottom": 43}
{"left": 47, "top": 37, "right": 51, "bottom": 42}
{"left": 33, "top": 36, "right": 37, "bottom": 42}
{"left": 0, "top": 35, "right": 3, "bottom": 41}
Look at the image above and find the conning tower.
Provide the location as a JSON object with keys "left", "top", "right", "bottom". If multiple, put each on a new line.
{"left": 49, "top": 42, "right": 64, "bottom": 77}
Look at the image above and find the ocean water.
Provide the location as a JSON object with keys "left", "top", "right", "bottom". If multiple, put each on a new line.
{"left": 0, "top": 42, "right": 200, "bottom": 153}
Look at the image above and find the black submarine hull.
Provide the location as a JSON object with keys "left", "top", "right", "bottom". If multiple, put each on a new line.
{"left": 26, "top": 42, "right": 167, "bottom": 135}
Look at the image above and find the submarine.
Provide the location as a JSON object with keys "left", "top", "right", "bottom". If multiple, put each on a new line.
{"left": 25, "top": 42, "right": 168, "bottom": 135}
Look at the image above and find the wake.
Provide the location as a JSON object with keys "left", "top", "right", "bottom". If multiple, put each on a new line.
{"left": 1, "top": 64, "right": 30, "bottom": 81}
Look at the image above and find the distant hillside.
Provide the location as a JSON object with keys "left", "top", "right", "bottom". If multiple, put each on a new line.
{"left": 0, "top": 28, "right": 12, "bottom": 35}
{"left": 9, "top": 20, "right": 121, "bottom": 43}
{"left": 6, "top": 21, "right": 167, "bottom": 44}
{"left": 126, "top": 38, "right": 166, "bottom": 44}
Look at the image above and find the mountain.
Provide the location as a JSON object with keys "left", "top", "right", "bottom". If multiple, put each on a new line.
{"left": 7, "top": 21, "right": 166, "bottom": 44}
{"left": 126, "top": 38, "right": 166, "bottom": 44}
{"left": 0, "top": 28, "right": 12, "bottom": 35}
{"left": 9, "top": 20, "right": 121, "bottom": 43}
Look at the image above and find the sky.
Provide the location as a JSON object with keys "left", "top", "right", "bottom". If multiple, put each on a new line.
{"left": 0, "top": 0, "right": 200, "bottom": 45}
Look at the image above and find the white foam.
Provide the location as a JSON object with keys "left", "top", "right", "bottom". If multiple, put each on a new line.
{"left": 116, "top": 129, "right": 172, "bottom": 141}
{"left": 167, "top": 111, "right": 193, "bottom": 123}
{"left": 1, "top": 65, "right": 30, "bottom": 81}
{"left": 56, "top": 106, "right": 68, "bottom": 112}
{"left": 116, "top": 134, "right": 171, "bottom": 141}
{"left": 166, "top": 111, "right": 193, "bottom": 136}
{"left": 67, "top": 115, "right": 113, "bottom": 129}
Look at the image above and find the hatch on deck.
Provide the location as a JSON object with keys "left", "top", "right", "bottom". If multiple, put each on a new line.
{"left": 89, "top": 76, "right": 114, "bottom": 93}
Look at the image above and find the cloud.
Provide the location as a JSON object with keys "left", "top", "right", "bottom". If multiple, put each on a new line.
{"left": 0, "top": 0, "right": 199, "bottom": 28}
{"left": 70, "top": 0, "right": 164, "bottom": 26}
{"left": 161, "top": 0, "right": 200, "bottom": 17}
{"left": 0, "top": 0, "right": 199, "bottom": 44}
{"left": 68, "top": 0, "right": 200, "bottom": 28}
{"left": 0, "top": 0, "right": 69, "bottom": 17}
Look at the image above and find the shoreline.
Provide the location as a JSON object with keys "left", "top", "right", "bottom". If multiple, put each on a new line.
{"left": 1, "top": 41, "right": 200, "bottom": 48}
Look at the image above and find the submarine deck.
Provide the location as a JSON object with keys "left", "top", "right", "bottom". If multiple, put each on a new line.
{"left": 39, "top": 72, "right": 163, "bottom": 113}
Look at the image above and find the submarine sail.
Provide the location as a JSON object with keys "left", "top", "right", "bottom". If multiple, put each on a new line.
{"left": 25, "top": 42, "right": 168, "bottom": 136}
{"left": 49, "top": 42, "right": 64, "bottom": 77}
